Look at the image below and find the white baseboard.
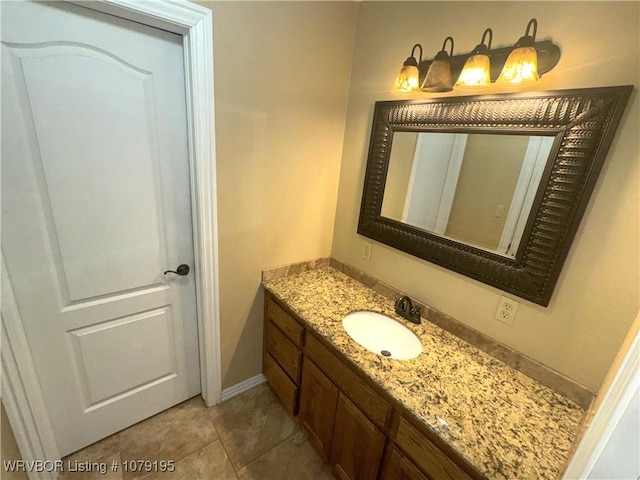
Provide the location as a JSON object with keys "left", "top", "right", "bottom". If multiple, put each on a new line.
{"left": 220, "top": 374, "right": 266, "bottom": 402}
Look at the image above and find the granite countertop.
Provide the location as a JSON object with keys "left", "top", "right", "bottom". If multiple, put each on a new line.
{"left": 263, "top": 266, "right": 585, "bottom": 480}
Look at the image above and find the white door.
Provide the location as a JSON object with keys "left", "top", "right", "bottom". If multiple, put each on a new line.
{"left": 1, "top": 1, "right": 200, "bottom": 456}
{"left": 403, "top": 133, "right": 467, "bottom": 234}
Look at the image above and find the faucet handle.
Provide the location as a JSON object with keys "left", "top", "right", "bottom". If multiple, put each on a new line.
{"left": 394, "top": 295, "right": 411, "bottom": 312}
{"left": 394, "top": 296, "right": 403, "bottom": 308}
{"left": 394, "top": 296, "right": 421, "bottom": 324}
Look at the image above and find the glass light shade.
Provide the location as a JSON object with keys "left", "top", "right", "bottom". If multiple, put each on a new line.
{"left": 420, "top": 60, "right": 452, "bottom": 92}
{"left": 497, "top": 46, "right": 539, "bottom": 85}
{"left": 455, "top": 54, "right": 491, "bottom": 89}
{"left": 392, "top": 65, "right": 420, "bottom": 93}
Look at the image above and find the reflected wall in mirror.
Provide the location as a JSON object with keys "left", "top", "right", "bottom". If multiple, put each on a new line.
{"left": 381, "top": 132, "right": 554, "bottom": 257}
{"left": 358, "top": 86, "right": 632, "bottom": 306}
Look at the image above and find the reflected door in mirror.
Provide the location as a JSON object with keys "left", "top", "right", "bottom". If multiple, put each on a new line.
{"left": 381, "top": 132, "right": 554, "bottom": 257}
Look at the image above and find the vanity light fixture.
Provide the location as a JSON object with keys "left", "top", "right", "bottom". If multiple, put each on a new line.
{"left": 392, "top": 43, "right": 423, "bottom": 93}
{"left": 496, "top": 19, "right": 539, "bottom": 85}
{"left": 420, "top": 36, "right": 455, "bottom": 92}
{"left": 454, "top": 28, "right": 493, "bottom": 89}
{"left": 392, "top": 19, "right": 560, "bottom": 94}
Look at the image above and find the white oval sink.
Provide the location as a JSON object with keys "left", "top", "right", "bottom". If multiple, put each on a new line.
{"left": 342, "top": 311, "right": 422, "bottom": 360}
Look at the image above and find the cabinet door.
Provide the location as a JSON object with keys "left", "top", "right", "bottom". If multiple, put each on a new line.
{"left": 380, "top": 444, "right": 430, "bottom": 480}
{"left": 305, "top": 334, "right": 391, "bottom": 429}
{"left": 299, "top": 358, "right": 339, "bottom": 463}
{"left": 330, "top": 394, "right": 386, "bottom": 480}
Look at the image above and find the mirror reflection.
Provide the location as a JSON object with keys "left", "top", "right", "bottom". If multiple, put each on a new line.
{"left": 381, "top": 132, "right": 554, "bottom": 257}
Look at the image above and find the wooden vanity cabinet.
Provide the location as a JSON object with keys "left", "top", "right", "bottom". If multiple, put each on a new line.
{"left": 299, "top": 334, "right": 390, "bottom": 480}
{"left": 298, "top": 357, "right": 387, "bottom": 480}
{"left": 263, "top": 293, "right": 483, "bottom": 480}
{"left": 305, "top": 334, "right": 391, "bottom": 429}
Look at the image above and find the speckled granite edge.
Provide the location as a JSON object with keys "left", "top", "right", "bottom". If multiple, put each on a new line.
{"left": 262, "top": 258, "right": 594, "bottom": 409}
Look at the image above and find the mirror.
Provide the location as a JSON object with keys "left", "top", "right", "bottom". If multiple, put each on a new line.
{"left": 381, "top": 132, "right": 554, "bottom": 257}
{"left": 358, "top": 86, "right": 632, "bottom": 306}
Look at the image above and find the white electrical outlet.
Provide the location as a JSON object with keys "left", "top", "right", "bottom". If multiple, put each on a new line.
{"left": 362, "top": 241, "right": 372, "bottom": 261}
{"left": 495, "top": 296, "right": 519, "bottom": 325}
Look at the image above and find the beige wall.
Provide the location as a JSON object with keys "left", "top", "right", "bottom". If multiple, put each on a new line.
{"left": 446, "top": 134, "right": 529, "bottom": 250}
{"left": 332, "top": 1, "right": 639, "bottom": 392}
{"left": 200, "top": 1, "right": 637, "bottom": 393}
{"left": 199, "top": 2, "right": 358, "bottom": 388}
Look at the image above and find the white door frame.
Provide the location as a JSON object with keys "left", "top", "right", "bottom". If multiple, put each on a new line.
{"left": 0, "top": 0, "right": 221, "bottom": 474}
{"left": 497, "top": 136, "right": 554, "bottom": 256}
{"left": 562, "top": 314, "right": 639, "bottom": 479}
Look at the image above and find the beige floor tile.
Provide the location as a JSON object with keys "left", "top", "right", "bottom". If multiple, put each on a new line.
{"left": 146, "top": 441, "right": 237, "bottom": 480}
{"left": 119, "top": 397, "right": 218, "bottom": 480}
{"left": 236, "top": 430, "right": 332, "bottom": 480}
{"left": 207, "top": 384, "right": 298, "bottom": 470}
{"left": 47, "top": 385, "right": 327, "bottom": 480}
{"left": 63, "top": 435, "right": 120, "bottom": 464}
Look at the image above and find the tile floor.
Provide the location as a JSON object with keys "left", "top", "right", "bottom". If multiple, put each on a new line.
{"left": 60, "top": 384, "right": 332, "bottom": 480}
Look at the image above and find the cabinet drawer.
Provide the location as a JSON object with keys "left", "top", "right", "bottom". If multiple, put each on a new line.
{"left": 306, "top": 334, "right": 391, "bottom": 430}
{"left": 265, "top": 320, "right": 302, "bottom": 382}
{"left": 264, "top": 353, "right": 298, "bottom": 415}
{"left": 267, "top": 297, "right": 304, "bottom": 347}
{"left": 393, "top": 416, "right": 472, "bottom": 480}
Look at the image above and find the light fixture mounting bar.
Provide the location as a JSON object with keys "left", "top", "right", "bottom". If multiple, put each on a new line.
{"left": 418, "top": 40, "right": 560, "bottom": 84}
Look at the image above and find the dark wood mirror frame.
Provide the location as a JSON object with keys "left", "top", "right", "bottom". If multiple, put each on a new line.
{"left": 358, "top": 86, "right": 633, "bottom": 306}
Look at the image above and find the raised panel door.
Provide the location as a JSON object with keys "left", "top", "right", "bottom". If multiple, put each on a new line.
{"left": 298, "top": 358, "right": 339, "bottom": 463}
{"left": 330, "top": 393, "right": 386, "bottom": 480}
{"left": 1, "top": 1, "right": 199, "bottom": 455}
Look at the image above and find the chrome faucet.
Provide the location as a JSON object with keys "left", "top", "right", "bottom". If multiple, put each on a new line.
{"left": 394, "top": 295, "right": 421, "bottom": 324}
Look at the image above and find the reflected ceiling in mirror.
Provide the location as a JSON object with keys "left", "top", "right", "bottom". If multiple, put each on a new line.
{"left": 358, "top": 87, "right": 632, "bottom": 305}
{"left": 381, "top": 132, "right": 554, "bottom": 258}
